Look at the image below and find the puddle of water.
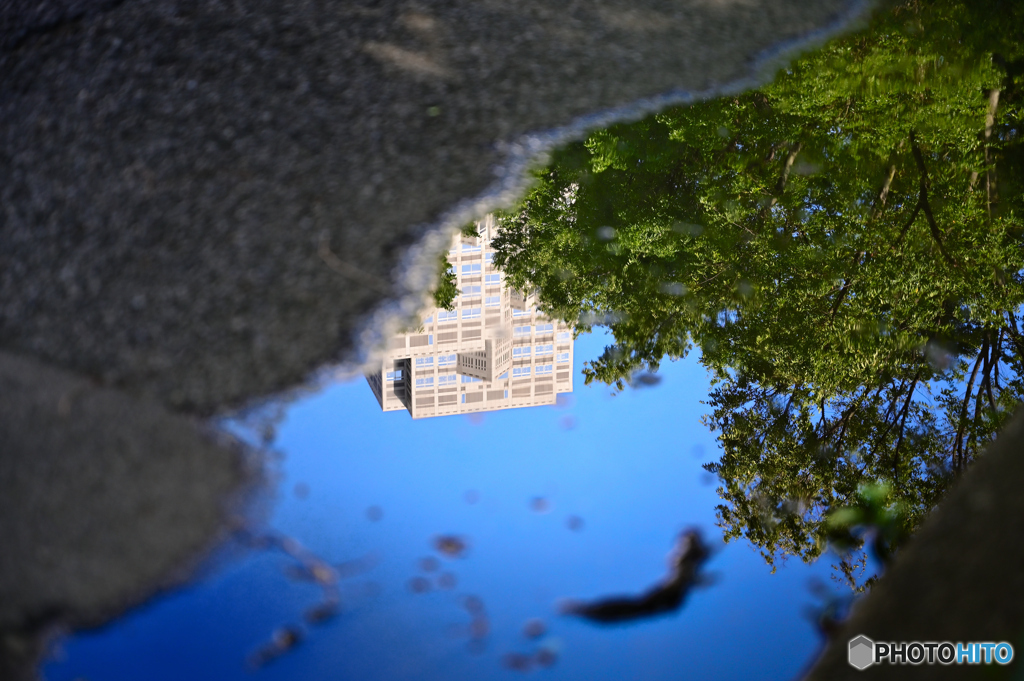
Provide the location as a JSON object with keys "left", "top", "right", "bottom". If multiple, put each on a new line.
{"left": 43, "top": 327, "right": 852, "bottom": 681}
{"left": 38, "top": 0, "right": 1024, "bottom": 677}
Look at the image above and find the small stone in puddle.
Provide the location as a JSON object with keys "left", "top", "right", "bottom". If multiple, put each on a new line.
{"left": 437, "top": 572, "right": 457, "bottom": 589}
{"left": 248, "top": 626, "right": 302, "bottom": 668}
{"left": 419, "top": 556, "right": 439, "bottom": 572}
{"left": 502, "top": 652, "right": 533, "bottom": 671}
{"left": 522, "top": 618, "right": 546, "bottom": 639}
{"left": 535, "top": 647, "right": 558, "bottom": 668}
{"left": 293, "top": 482, "right": 310, "bottom": 499}
{"left": 463, "top": 595, "right": 485, "bottom": 615}
{"left": 434, "top": 534, "right": 468, "bottom": 557}
{"left": 566, "top": 515, "right": 584, "bottom": 532}
{"left": 530, "top": 497, "right": 550, "bottom": 513}
{"left": 304, "top": 600, "right": 340, "bottom": 625}
{"left": 365, "top": 505, "right": 383, "bottom": 522}
{"left": 408, "top": 576, "right": 431, "bottom": 594}
{"left": 469, "top": 617, "right": 490, "bottom": 639}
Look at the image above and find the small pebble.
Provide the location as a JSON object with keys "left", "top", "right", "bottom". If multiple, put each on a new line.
{"left": 502, "top": 652, "right": 533, "bottom": 671}
{"left": 408, "top": 576, "right": 431, "bottom": 594}
{"left": 522, "top": 618, "right": 546, "bottom": 639}
{"left": 434, "top": 535, "right": 468, "bottom": 557}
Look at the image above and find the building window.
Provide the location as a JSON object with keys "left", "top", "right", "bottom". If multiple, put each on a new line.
{"left": 422, "top": 315, "right": 433, "bottom": 324}
{"left": 536, "top": 364, "right": 553, "bottom": 375}
{"left": 462, "top": 375, "right": 482, "bottom": 383}
{"left": 514, "top": 326, "right": 531, "bottom": 337}
{"left": 462, "top": 308, "right": 481, "bottom": 320}
{"left": 497, "top": 371, "right": 508, "bottom": 380}
{"left": 462, "top": 244, "right": 482, "bottom": 254}
{"left": 485, "top": 296, "right": 500, "bottom": 307}
{"left": 428, "top": 335, "right": 433, "bottom": 345}
{"left": 512, "top": 347, "right": 531, "bottom": 358}
{"left": 415, "top": 377, "right": 434, "bottom": 388}
{"left": 386, "top": 370, "right": 403, "bottom": 381}
{"left": 439, "top": 354, "right": 457, "bottom": 367}
{"left": 557, "top": 331, "right": 571, "bottom": 341}
{"left": 415, "top": 357, "right": 434, "bottom": 367}
{"left": 461, "top": 264, "right": 482, "bottom": 274}
{"left": 535, "top": 344, "right": 553, "bottom": 356}
{"left": 513, "top": 308, "right": 531, "bottom": 317}
{"left": 513, "top": 367, "right": 531, "bottom": 378}
{"left": 557, "top": 352, "right": 570, "bottom": 364}
{"left": 485, "top": 252, "right": 494, "bottom": 262}
{"left": 438, "top": 310, "right": 458, "bottom": 322}
{"left": 461, "top": 285, "right": 481, "bottom": 296}
{"left": 438, "top": 374, "right": 457, "bottom": 386}
{"left": 485, "top": 274, "right": 500, "bottom": 285}
{"left": 536, "top": 323, "right": 553, "bottom": 333}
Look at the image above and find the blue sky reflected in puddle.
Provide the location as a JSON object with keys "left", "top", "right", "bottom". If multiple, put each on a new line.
{"left": 43, "top": 329, "right": 854, "bottom": 681}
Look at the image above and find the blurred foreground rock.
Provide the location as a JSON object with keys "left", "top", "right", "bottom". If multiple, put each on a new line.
{"left": 0, "top": 351, "right": 251, "bottom": 680}
{"left": 804, "top": 409, "right": 1024, "bottom": 680}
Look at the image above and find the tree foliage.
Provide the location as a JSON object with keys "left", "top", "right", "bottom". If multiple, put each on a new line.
{"left": 492, "top": 0, "right": 1024, "bottom": 587}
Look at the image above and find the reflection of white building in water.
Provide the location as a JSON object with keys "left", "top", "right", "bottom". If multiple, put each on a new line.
{"left": 366, "top": 214, "right": 574, "bottom": 419}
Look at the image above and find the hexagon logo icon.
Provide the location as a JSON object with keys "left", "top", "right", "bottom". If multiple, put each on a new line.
{"left": 848, "top": 635, "right": 875, "bottom": 670}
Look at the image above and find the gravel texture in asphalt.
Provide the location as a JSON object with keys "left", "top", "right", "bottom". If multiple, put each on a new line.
{"left": 0, "top": 0, "right": 863, "bottom": 415}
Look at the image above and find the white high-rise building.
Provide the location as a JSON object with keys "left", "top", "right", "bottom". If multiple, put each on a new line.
{"left": 366, "top": 214, "right": 574, "bottom": 419}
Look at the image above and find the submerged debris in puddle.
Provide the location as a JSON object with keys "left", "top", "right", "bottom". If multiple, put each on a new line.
{"left": 535, "top": 646, "right": 558, "bottom": 668}
{"left": 419, "top": 556, "right": 439, "bottom": 572}
{"left": 469, "top": 616, "right": 490, "bottom": 639}
{"left": 437, "top": 572, "right": 458, "bottom": 589}
{"left": 522, "top": 618, "right": 546, "bottom": 639}
{"left": 408, "top": 576, "right": 431, "bottom": 594}
{"left": 530, "top": 497, "right": 550, "bottom": 513}
{"left": 434, "top": 534, "right": 469, "bottom": 558}
{"left": 502, "top": 636, "right": 562, "bottom": 672}
{"left": 566, "top": 515, "right": 584, "bottom": 532}
{"left": 248, "top": 626, "right": 303, "bottom": 669}
{"left": 464, "top": 489, "right": 480, "bottom": 504}
{"left": 233, "top": 528, "right": 380, "bottom": 665}
{"left": 502, "top": 652, "right": 534, "bottom": 671}
{"left": 304, "top": 598, "right": 341, "bottom": 625}
{"left": 463, "top": 595, "right": 485, "bottom": 615}
{"left": 365, "top": 505, "right": 384, "bottom": 522}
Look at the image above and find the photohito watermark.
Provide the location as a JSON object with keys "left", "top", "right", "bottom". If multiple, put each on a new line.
{"left": 848, "top": 635, "right": 1014, "bottom": 670}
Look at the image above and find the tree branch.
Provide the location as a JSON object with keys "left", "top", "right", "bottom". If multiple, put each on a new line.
{"left": 890, "top": 194, "right": 922, "bottom": 252}
{"left": 953, "top": 338, "right": 988, "bottom": 471}
{"left": 910, "top": 132, "right": 959, "bottom": 270}
{"left": 981, "top": 331, "right": 997, "bottom": 411}
{"left": 892, "top": 371, "right": 921, "bottom": 486}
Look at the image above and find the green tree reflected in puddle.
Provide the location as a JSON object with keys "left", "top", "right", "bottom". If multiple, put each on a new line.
{"left": 492, "top": 0, "right": 1024, "bottom": 590}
